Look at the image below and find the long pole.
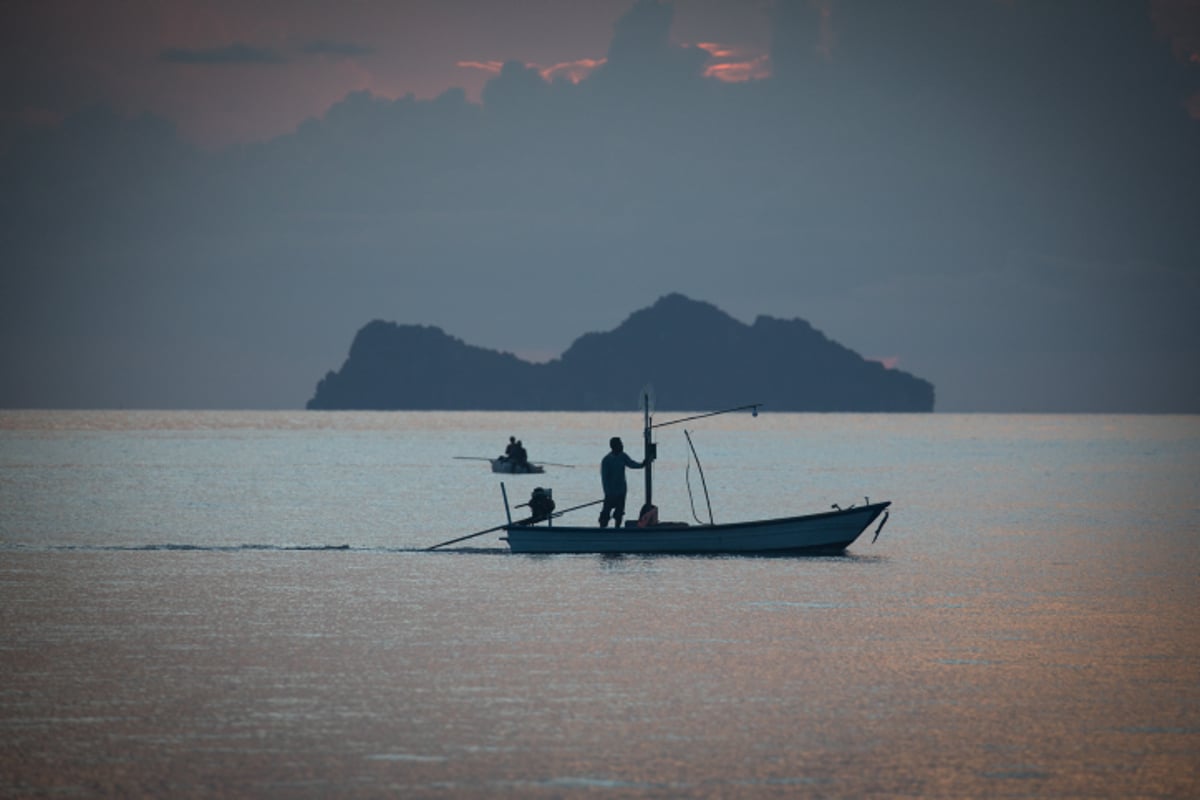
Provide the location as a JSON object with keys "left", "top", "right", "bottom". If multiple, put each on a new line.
{"left": 649, "top": 403, "right": 762, "bottom": 430}
{"left": 424, "top": 498, "right": 605, "bottom": 551}
{"left": 643, "top": 391, "right": 653, "bottom": 508}
{"left": 424, "top": 521, "right": 511, "bottom": 551}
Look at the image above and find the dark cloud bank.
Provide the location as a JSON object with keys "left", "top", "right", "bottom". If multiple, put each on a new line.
{"left": 2, "top": 0, "right": 1198, "bottom": 411}
{"left": 160, "top": 43, "right": 287, "bottom": 65}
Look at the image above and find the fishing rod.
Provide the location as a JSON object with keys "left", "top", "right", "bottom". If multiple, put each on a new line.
{"left": 649, "top": 403, "right": 762, "bottom": 430}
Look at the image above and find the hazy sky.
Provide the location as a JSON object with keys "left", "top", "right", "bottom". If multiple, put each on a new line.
{"left": 2, "top": 0, "right": 1199, "bottom": 411}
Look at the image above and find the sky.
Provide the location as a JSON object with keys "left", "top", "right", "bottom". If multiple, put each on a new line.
{"left": 2, "top": 0, "right": 1199, "bottom": 412}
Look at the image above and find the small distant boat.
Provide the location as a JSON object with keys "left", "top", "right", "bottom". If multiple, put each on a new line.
{"left": 455, "top": 455, "right": 572, "bottom": 474}
{"left": 490, "top": 457, "right": 545, "bottom": 475}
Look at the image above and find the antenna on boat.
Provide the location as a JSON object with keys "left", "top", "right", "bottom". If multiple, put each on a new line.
{"left": 638, "top": 384, "right": 655, "bottom": 416}
{"left": 642, "top": 387, "right": 656, "bottom": 508}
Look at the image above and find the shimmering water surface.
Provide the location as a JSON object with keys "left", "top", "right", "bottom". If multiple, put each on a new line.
{"left": 2, "top": 411, "right": 1198, "bottom": 798}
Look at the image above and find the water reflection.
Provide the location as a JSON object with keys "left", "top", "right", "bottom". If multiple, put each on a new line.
{"left": 1, "top": 412, "right": 1197, "bottom": 798}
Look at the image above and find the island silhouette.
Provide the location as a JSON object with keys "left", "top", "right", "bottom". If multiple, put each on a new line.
{"left": 306, "top": 293, "right": 935, "bottom": 411}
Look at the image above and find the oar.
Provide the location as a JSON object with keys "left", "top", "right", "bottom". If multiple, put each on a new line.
{"left": 425, "top": 521, "right": 511, "bottom": 551}
{"left": 457, "top": 456, "right": 573, "bottom": 468}
{"left": 425, "top": 498, "right": 604, "bottom": 551}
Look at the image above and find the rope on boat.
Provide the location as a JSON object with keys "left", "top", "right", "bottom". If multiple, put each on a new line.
{"left": 683, "top": 429, "right": 714, "bottom": 525}
{"left": 685, "top": 458, "right": 702, "bottom": 524}
{"left": 872, "top": 511, "right": 890, "bottom": 543}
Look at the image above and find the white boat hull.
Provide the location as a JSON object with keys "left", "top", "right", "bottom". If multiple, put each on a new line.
{"left": 502, "top": 502, "right": 890, "bottom": 555}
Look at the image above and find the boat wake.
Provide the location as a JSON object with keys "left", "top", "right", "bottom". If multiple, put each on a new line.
{"left": 2, "top": 543, "right": 506, "bottom": 554}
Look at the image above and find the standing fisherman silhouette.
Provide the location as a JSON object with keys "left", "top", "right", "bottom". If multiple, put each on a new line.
{"left": 599, "top": 436, "right": 644, "bottom": 528}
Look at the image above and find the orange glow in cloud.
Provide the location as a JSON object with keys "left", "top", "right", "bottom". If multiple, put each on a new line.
{"left": 696, "top": 42, "right": 737, "bottom": 59}
{"left": 694, "top": 42, "right": 771, "bottom": 83}
{"left": 539, "top": 58, "right": 605, "bottom": 84}
{"left": 458, "top": 42, "right": 775, "bottom": 87}
{"left": 457, "top": 60, "right": 506, "bottom": 75}
{"left": 871, "top": 357, "right": 900, "bottom": 370}
{"left": 704, "top": 55, "right": 770, "bottom": 82}
{"left": 457, "top": 57, "right": 605, "bottom": 84}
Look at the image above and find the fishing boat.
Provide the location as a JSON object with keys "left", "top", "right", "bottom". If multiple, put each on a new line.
{"left": 511, "top": 395, "right": 893, "bottom": 555}
{"left": 429, "top": 392, "right": 892, "bottom": 555}
{"left": 501, "top": 502, "right": 890, "bottom": 555}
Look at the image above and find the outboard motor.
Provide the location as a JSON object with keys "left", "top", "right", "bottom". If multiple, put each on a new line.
{"left": 528, "top": 487, "right": 556, "bottom": 523}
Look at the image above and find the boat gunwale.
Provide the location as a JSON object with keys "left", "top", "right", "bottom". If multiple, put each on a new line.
{"left": 503, "top": 500, "right": 890, "bottom": 535}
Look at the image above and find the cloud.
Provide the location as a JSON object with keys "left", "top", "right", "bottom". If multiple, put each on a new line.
{"left": 694, "top": 43, "right": 770, "bottom": 82}
{"left": 301, "top": 40, "right": 374, "bottom": 58}
{"left": 459, "top": 58, "right": 605, "bottom": 84}
{"left": 6, "top": 107, "right": 62, "bottom": 129}
{"left": 539, "top": 58, "right": 606, "bottom": 84}
{"left": 583, "top": 0, "right": 708, "bottom": 91}
{"left": 3, "top": 0, "right": 1199, "bottom": 412}
{"left": 160, "top": 43, "right": 285, "bottom": 65}
{"left": 1151, "top": 0, "right": 1200, "bottom": 62}
{"left": 457, "top": 60, "right": 505, "bottom": 75}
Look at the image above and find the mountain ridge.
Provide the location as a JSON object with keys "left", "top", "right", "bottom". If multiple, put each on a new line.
{"left": 306, "top": 293, "right": 936, "bottom": 411}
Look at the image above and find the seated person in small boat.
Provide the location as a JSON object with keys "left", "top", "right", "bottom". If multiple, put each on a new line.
{"left": 501, "top": 436, "right": 532, "bottom": 472}
{"left": 526, "top": 487, "right": 555, "bottom": 523}
{"left": 513, "top": 440, "right": 530, "bottom": 471}
{"left": 599, "top": 436, "right": 644, "bottom": 528}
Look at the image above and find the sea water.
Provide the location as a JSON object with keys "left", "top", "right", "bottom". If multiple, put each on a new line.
{"left": 1, "top": 411, "right": 1197, "bottom": 798}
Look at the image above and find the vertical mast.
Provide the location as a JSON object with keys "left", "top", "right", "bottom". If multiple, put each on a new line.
{"left": 643, "top": 391, "right": 654, "bottom": 507}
